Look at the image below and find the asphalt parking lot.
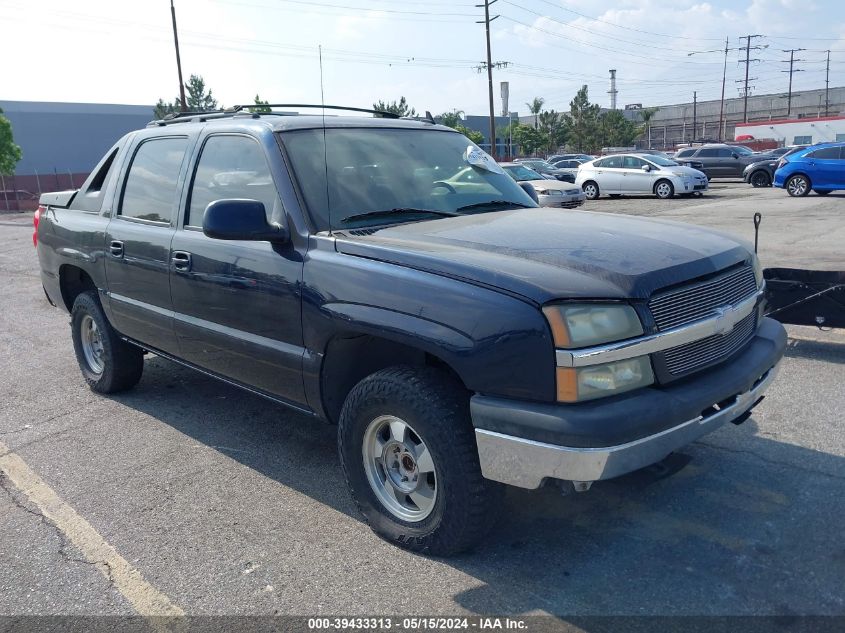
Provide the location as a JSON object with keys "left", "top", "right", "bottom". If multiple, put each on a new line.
{"left": 1, "top": 182, "right": 844, "bottom": 622}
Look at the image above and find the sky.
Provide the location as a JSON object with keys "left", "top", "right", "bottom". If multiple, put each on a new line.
{"left": 2, "top": 0, "right": 844, "bottom": 117}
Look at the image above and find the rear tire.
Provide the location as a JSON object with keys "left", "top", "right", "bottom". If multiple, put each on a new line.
{"left": 750, "top": 171, "right": 771, "bottom": 187}
{"left": 582, "top": 181, "right": 600, "bottom": 200}
{"left": 338, "top": 366, "right": 500, "bottom": 556}
{"left": 654, "top": 179, "right": 675, "bottom": 199}
{"left": 71, "top": 291, "right": 144, "bottom": 393}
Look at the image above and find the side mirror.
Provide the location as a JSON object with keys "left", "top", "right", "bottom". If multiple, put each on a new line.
{"left": 203, "top": 199, "right": 289, "bottom": 243}
{"left": 519, "top": 182, "right": 539, "bottom": 204}
{"left": 732, "top": 153, "right": 739, "bottom": 158}
{"left": 641, "top": 164, "right": 651, "bottom": 172}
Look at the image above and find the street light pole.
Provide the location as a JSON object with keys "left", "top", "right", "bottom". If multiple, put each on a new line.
{"left": 477, "top": 0, "right": 499, "bottom": 159}
{"left": 718, "top": 37, "right": 728, "bottom": 142}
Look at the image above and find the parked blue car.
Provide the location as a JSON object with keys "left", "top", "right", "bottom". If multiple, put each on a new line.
{"left": 773, "top": 142, "right": 845, "bottom": 196}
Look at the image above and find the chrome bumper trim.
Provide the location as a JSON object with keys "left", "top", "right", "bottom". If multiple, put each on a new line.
{"left": 476, "top": 363, "right": 779, "bottom": 489}
{"left": 556, "top": 288, "right": 764, "bottom": 368}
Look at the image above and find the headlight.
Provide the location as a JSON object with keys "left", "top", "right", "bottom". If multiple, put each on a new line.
{"left": 752, "top": 254, "right": 764, "bottom": 288}
{"left": 556, "top": 357, "right": 654, "bottom": 402}
{"left": 542, "top": 304, "right": 643, "bottom": 348}
{"left": 671, "top": 171, "right": 688, "bottom": 178}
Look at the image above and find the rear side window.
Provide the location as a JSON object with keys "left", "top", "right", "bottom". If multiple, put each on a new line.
{"left": 186, "top": 135, "right": 279, "bottom": 228}
{"left": 808, "top": 147, "right": 841, "bottom": 159}
{"left": 72, "top": 147, "right": 119, "bottom": 212}
{"left": 120, "top": 137, "right": 188, "bottom": 224}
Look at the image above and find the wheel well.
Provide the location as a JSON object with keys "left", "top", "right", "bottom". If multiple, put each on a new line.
{"left": 788, "top": 172, "right": 812, "bottom": 185}
{"left": 582, "top": 180, "right": 597, "bottom": 190}
{"left": 59, "top": 265, "right": 97, "bottom": 311}
{"left": 653, "top": 178, "right": 673, "bottom": 193}
{"left": 320, "top": 334, "right": 465, "bottom": 424}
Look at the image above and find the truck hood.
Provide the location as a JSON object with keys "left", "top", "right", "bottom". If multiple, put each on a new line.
{"left": 334, "top": 208, "right": 751, "bottom": 304}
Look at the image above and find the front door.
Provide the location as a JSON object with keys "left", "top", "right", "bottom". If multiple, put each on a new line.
{"left": 806, "top": 146, "right": 845, "bottom": 189}
{"left": 104, "top": 135, "right": 191, "bottom": 355}
{"left": 169, "top": 133, "right": 306, "bottom": 405}
{"left": 619, "top": 156, "right": 655, "bottom": 193}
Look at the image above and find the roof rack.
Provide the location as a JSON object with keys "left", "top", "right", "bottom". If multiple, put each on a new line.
{"left": 147, "top": 103, "right": 400, "bottom": 127}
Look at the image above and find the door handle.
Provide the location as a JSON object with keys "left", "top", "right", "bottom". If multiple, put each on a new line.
{"left": 109, "top": 240, "right": 124, "bottom": 258}
{"left": 171, "top": 251, "right": 192, "bottom": 272}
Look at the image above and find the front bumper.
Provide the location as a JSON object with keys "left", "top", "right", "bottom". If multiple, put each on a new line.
{"left": 538, "top": 193, "right": 586, "bottom": 208}
{"left": 472, "top": 317, "right": 786, "bottom": 489}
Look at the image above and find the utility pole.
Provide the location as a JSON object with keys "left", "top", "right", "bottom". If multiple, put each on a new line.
{"left": 688, "top": 37, "right": 739, "bottom": 142}
{"left": 738, "top": 35, "right": 765, "bottom": 122}
{"left": 780, "top": 48, "right": 805, "bottom": 118}
{"left": 477, "top": 0, "right": 499, "bottom": 158}
{"left": 692, "top": 91, "right": 697, "bottom": 142}
{"left": 825, "top": 50, "right": 831, "bottom": 117}
{"left": 170, "top": 0, "right": 187, "bottom": 112}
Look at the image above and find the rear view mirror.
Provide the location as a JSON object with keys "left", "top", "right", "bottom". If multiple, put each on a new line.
{"left": 203, "top": 199, "right": 289, "bottom": 243}
{"left": 519, "top": 182, "right": 540, "bottom": 204}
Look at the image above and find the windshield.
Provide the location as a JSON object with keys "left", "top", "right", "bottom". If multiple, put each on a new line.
{"left": 283, "top": 127, "right": 537, "bottom": 230}
{"left": 643, "top": 154, "right": 680, "bottom": 167}
{"left": 503, "top": 165, "right": 543, "bottom": 181}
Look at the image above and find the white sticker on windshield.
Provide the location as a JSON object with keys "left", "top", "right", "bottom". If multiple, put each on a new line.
{"left": 464, "top": 145, "right": 505, "bottom": 174}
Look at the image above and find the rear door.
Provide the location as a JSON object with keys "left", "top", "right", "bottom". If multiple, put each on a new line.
{"left": 104, "top": 135, "right": 192, "bottom": 354}
{"left": 695, "top": 148, "right": 720, "bottom": 177}
{"left": 595, "top": 155, "right": 624, "bottom": 192}
{"left": 805, "top": 146, "right": 844, "bottom": 189}
{"left": 169, "top": 132, "right": 307, "bottom": 405}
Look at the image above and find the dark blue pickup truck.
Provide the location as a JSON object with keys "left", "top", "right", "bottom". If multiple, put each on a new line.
{"left": 34, "top": 108, "right": 786, "bottom": 555}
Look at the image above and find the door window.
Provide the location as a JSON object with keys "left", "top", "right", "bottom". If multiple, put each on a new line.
{"left": 622, "top": 156, "right": 647, "bottom": 169}
{"left": 601, "top": 155, "right": 623, "bottom": 168}
{"left": 716, "top": 148, "right": 735, "bottom": 157}
{"left": 186, "top": 135, "right": 279, "bottom": 228}
{"left": 807, "top": 147, "right": 841, "bottom": 159}
{"left": 120, "top": 137, "right": 188, "bottom": 224}
{"left": 696, "top": 148, "right": 719, "bottom": 157}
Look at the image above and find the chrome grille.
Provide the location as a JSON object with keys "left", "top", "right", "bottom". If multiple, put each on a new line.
{"left": 649, "top": 265, "right": 758, "bottom": 331}
{"left": 663, "top": 312, "right": 757, "bottom": 375}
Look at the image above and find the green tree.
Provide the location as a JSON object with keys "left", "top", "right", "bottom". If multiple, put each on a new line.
{"left": 598, "top": 110, "right": 639, "bottom": 148}
{"left": 538, "top": 109, "right": 566, "bottom": 153}
{"left": 0, "top": 108, "right": 23, "bottom": 176}
{"left": 249, "top": 94, "right": 272, "bottom": 113}
{"left": 509, "top": 123, "right": 545, "bottom": 156}
{"left": 563, "top": 85, "right": 601, "bottom": 152}
{"left": 526, "top": 97, "right": 545, "bottom": 129}
{"left": 637, "top": 107, "right": 660, "bottom": 148}
{"left": 372, "top": 96, "right": 416, "bottom": 117}
{"left": 153, "top": 74, "right": 219, "bottom": 119}
{"left": 438, "top": 109, "right": 484, "bottom": 145}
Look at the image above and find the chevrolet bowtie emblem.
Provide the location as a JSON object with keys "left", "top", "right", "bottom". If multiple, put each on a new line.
{"left": 713, "top": 305, "right": 735, "bottom": 335}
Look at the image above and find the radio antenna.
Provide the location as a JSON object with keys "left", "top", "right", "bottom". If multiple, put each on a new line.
{"left": 319, "top": 44, "right": 332, "bottom": 235}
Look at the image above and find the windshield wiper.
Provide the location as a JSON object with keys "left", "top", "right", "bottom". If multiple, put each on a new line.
{"left": 340, "top": 208, "right": 460, "bottom": 224}
{"left": 456, "top": 200, "right": 533, "bottom": 212}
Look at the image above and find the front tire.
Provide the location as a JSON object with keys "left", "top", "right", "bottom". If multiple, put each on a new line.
{"left": 654, "top": 179, "right": 675, "bottom": 199}
{"left": 71, "top": 291, "right": 144, "bottom": 393}
{"left": 338, "top": 366, "right": 499, "bottom": 556}
{"left": 582, "top": 181, "right": 600, "bottom": 200}
{"left": 750, "top": 171, "right": 771, "bottom": 187}
{"left": 786, "top": 174, "right": 811, "bottom": 197}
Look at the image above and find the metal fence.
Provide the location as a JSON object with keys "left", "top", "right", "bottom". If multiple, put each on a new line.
{"left": 0, "top": 171, "right": 88, "bottom": 212}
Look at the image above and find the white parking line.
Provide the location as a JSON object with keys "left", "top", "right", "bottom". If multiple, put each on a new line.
{"left": 0, "top": 439, "right": 184, "bottom": 618}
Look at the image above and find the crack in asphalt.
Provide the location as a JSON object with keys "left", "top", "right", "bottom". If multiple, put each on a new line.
{"left": 697, "top": 440, "right": 845, "bottom": 482}
{"left": 0, "top": 472, "right": 117, "bottom": 588}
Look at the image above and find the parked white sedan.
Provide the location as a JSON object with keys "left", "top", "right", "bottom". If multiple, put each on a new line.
{"left": 575, "top": 153, "right": 708, "bottom": 200}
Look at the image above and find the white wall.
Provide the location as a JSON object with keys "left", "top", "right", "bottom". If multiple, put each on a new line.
{"left": 734, "top": 117, "right": 845, "bottom": 145}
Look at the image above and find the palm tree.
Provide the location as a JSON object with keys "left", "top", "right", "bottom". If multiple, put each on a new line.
{"left": 638, "top": 107, "right": 659, "bottom": 148}
{"left": 526, "top": 97, "right": 545, "bottom": 129}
